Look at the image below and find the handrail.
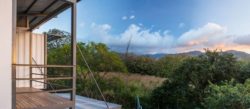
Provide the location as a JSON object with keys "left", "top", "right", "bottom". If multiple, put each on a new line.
{"left": 15, "top": 77, "right": 73, "bottom": 80}
{"left": 31, "top": 73, "right": 70, "bottom": 77}
{"left": 33, "top": 80, "right": 69, "bottom": 89}
{"left": 31, "top": 58, "right": 58, "bottom": 94}
{"left": 13, "top": 64, "right": 75, "bottom": 68}
{"left": 16, "top": 88, "right": 74, "bottom": 94}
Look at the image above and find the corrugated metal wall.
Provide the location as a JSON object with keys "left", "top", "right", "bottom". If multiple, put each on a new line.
{"left": 16, "top": 30, "right": 45, "bottom": 89}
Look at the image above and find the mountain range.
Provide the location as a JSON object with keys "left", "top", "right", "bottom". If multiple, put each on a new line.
{"left": 144, "top": 50, "right": 250, "bottom": 60}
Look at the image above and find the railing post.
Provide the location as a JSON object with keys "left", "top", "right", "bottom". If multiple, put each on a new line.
{"left": 29, "top": 31, "right": 33, "bottom": 88}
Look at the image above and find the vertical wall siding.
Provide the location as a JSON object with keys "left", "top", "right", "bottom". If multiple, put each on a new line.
{"left": 16, "top": 31, "right": 45, "bottom": 89}
{"left": 32, "top": 33, "right": 45, "bottom": 89}
{"left": 16, "top": 31, "right": 30, "bottom": 87}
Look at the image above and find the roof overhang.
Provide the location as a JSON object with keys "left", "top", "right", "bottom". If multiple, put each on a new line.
{"left": 62, "top": 0, "right": 77, "bottom": 3}
{"left": 17, "top": 0, "right": 80, "bottom": 31}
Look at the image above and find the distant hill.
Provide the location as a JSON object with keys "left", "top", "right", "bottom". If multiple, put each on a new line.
{"left": 174, "top": 51, "right": 203, "bottom": 57}
{"left": 144, "top": 53, "right": 166, "bottom": 59}
{"left": 144, "top": 50, "right": 250, "bottom": 60}
{"left": 225, "top": 50, "right": 250, "bottom": 60}
{"left": 144, "top": 51, "right": 203, "bottom": 59}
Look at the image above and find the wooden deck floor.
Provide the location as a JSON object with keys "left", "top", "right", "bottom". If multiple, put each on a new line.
{"left": 16, "top": 87, "right": 74, "bottom": 109}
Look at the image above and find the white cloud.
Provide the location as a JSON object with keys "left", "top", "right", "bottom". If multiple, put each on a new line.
{"left": 129, "top": 15, "right": 135, "bottom": 19}
{"left": 234, "top": 35, "right": 250, "bottom": 45}
{"left": 175, "top": 23, "right": 231, "bottom": 52}
{"left": 84, "top": 22, "right": 250, "bottom": 54}
{"left": 138, "top": 23, "right": 143, "bottom": 26}
{"left": 79, "top": 22, "right": 85, "bottom": 27}
{"left": 91, "top": 22, "right": 111, "bottom": 31}
{"left": 178, "top": 22, "right": 185, "bottom": 28}
{"left": 122, "top": 15, "right": 136, "bottom": 20}
{"left": 86, "top": 23, "right": 174, "bottom": 54}
{"left": 118, "top": 24, "right": 174, "bottom": 48}
{"left": 175, "top": 23, "right": 250, "bottom": 53}
{"left": 87, "top": 23, "right": 112, "bottom": 43}
{"left": 122, "top": 16, "right": 127, "bottom": 20}
{"left": 177, "top": 23, "right": 227, "bottom": 46}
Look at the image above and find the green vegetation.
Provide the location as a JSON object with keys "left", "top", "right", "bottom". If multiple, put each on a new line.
{"left": 124, "top": 54, "right": 187, "bottom": 77}
{"left": 47, "top": 29, "right": 250, "bottom": 109}
{"left": 77, "top": 42, "right": 127, "bottom": 73}
{"left": 124, "top": 55, "right": 160, "bottom": 75}
{"left": 150, "top": 50, "right": 238, "bottom": 108}
{"left": 204, "top": 79, "right": 250, "bottom": 109}
{"left": 77, "top": 72, "right": 165, "bottom": 109}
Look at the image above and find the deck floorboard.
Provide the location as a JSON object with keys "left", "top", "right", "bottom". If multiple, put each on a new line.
{"left": 16, "top": 87, "right": 74, "bottom": 109}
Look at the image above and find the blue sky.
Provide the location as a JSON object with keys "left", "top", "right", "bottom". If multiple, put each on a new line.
{"left": 34, "top": 0, "right": 250, "bottom": 54}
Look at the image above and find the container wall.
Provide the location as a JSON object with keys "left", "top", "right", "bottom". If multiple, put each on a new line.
{"left": 0, "top": 0, "right": 13, "bottom": 108}
{"left": 15, "top": 30, "right": 45, "bottom": 89}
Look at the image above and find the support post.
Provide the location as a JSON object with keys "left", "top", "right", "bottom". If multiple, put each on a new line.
{"left": 70, "top": 2, "right": 77, "bottom": 109}
{"left": 44, "top": 33, "right": 48, "bottom": 89}
{"left": 12, "top": 0, "right": 17, "bottom": 108}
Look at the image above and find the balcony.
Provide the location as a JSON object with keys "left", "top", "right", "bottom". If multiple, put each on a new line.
{"left": 16, "top": 87, "right": 74, "bottom": 109}
{"left": 13, "top": 0, "right": 77, "bottom": 108}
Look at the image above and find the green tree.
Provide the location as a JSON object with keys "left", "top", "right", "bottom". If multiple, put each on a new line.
{"left": 157, "top": 55, "right": 188, "bottom": 77}
{"left": 77, "top": 42, "right": 127, "bottom": 73}
{"left": 46, "top": 29, "right": 128, "bottom": 92}
{"left": 237, "top": 62, "right": 250, "bottom": 83}
{"left": 150, "top": 50, "right": 239, "bottom": 109}
{"left": 203, "top": 79, "right": 250, "bottom": 109}
{"left": 124, "top": 55, "right": 160, "bottom": 75}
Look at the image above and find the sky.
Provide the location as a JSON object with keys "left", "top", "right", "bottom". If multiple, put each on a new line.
{"left": 34, "top": 0, "right": 250, "bottom": 54}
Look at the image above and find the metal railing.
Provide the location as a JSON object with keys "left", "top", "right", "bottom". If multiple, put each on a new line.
{"left": 13, "top": 59, "right": 75, "bottom": 94}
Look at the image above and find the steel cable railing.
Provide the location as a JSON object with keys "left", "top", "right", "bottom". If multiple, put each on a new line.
{"left": 77, "top": 44, "right": 110, "bottom": 109}
{"left": 32, "top": 58, "right": 57, "bottom": 94}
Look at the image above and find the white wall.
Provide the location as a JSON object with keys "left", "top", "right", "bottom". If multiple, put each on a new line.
{"left": 32, "top": 33, "right": 45, "bottom": 89}
{"left": 16, "top": 31, "right": 45, "bottom": 89}
{"left": 0, "top": 0, "right": 13, "bottom": 108}
{"left": 16, "top": 31, "right": 30, "bottom": 88}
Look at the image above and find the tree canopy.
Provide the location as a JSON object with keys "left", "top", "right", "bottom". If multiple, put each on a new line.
{"left": 150, "top": 50, "right": 240, "bottom": 109}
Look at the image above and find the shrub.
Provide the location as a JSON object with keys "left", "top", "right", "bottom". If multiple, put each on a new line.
{"left": 150, "top": 50, "right": 239, "bottom": 108}
{"left": 157, "top": 55, "right": 188, "bottom": 77}
{"left": 76, "top": 72, "right": 154, "bottom": 109}
{"left": 124, "top": 55, "right": 160, "bottom": 75}
{"left": 237, "top": 62, "right": 250, "bottom": 83}
{"left": 203, "top": 79, "right": 250, "bottom": 109}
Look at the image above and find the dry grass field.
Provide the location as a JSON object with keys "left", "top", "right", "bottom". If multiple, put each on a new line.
{"left": 99, "top": 72, "right": 166, "bottom": 90}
